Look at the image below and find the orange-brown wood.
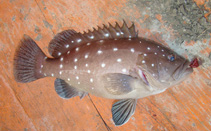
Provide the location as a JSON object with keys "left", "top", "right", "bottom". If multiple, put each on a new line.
{"left": 0, "top": 0, "right": 210, "bottom": 130}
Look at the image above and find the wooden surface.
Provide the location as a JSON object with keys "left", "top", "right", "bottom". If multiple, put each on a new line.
{"left": 0, "top": 0, "right": 211, "bottom": 130}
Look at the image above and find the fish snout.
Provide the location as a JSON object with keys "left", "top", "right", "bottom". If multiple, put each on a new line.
{"left": 173, "top": 60, "right": 193, "bottom": 80}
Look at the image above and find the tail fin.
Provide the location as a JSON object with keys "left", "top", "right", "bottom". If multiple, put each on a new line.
{"left": 14, "top": 35, "right": 46, "bottom": 83}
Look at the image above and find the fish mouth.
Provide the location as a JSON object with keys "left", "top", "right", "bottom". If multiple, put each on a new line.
{"left": 189, "top": 58, "right": 200, "bottom": 68}
{"left": 172, "top": 60, "right": 193, "bottom": 80}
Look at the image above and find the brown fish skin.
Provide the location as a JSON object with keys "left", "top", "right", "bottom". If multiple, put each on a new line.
{"left": 39, "top": 38, "right": 192, "bottom": 99}
{"left": 13, "top": 22, "right": 196, "bottom": 126}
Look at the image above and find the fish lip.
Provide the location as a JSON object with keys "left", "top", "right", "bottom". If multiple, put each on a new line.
{"left": 172, "top": 60, "right": 193, "bottom": 80}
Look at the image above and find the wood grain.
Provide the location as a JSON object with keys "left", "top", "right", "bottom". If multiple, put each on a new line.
{"left": 0, "top": 0, "right": 210, "bottom": 130}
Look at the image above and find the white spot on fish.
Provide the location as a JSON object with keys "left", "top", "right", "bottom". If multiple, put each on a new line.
{"left": 90, "top": 35, "right": 94, "bottom": 39}
{"left": 139, "top": 41, "right": 141, "bottom": 43}
{"left": 87, "top": 43, "right": 91, "bottom": 46}
{"left": 120, "top": 32, "right": 124, "bottom": 35}
{"left": 116, "top": 32, "right": 120, "bottom": 36}
{"left": 74, "top": 65, "right": 77, "bottom": 69}
{"left": 78, "top": 82, "right": 80, "bottom": 84}
{"left": 44, "top": 57, "right": 47, "bottom": 60}
{"left": 77, "top": 39, "right": 82, "bottom": 43}
{"left": 114, "top": 38, "right": 117, "bottom": 40}
{"left": 154, "top": 52, "right": 157, "bottom": 55}
{"left": 159, "top": 63, "right": 162, "bottom": 65}
{"left": 122, "top": 68, "right": 127, "bottom": 73}
{"left": 74, "top": 58, "right": 78, "bottom": 62}
{"left": 60, "top": 64, "right": 63, "bottom": 68}
{"left": 85, "top": 54, "right": 89, "bottom": 59}
{"left": 144, "top": 54, "right": 147, "bottom": 56}
{"left": 41, "top": 65, "right": 43, "bottom": 68}
{"left": 75, "top": 47, "right": 79, "bottom": 51}
{"left": 87, "top": 70, "right": 91, "bottom": 73}
{"left": 76, "top": 76, "right": 79, "bottom": 80}
{"left": 65, "top": 44, "right": 69, "bottom": 48}
{"left": 67, "top": 51, "right": 70, "bottom": 54}
{"left": 128, "top": 38, "right": 131, "bottom": 40}
{"left": 60, "top": 57, "right": 64, "bottom": 61}
{"left": 105, "top": 33, "right": 109, "bottom": 37}
{"left": 130, "top": 48, "right": 135, "bottom": 53}
{"left": 163, "top": 54, "right": 165, "bottom": 57}
{"left": 142, "top": 60, "right": 145, "bottom": 63}
{"left": 107, "top": 77, "right": 111, "bottom": 81}
{"left": 101, "top": 63, "right": 106, "bottom": 68}
{"left": 129, "top": 36, "right": 132, "bottom": 38}
{"left": 92, "top": 87, "right": 94, "bottom": 90}
{"left": 99, "top": 40, "right": 104, "bottom": 43}
{"left": 113, "top": 48, "right": 118, "bottom": 51}
{"left": 71, "top": 41, "right": 74, "bottom": 43}
{"left": 157, "top": 46, "right": 160, "bottom": 48}
{"left": 162, "top": 49, "right": 164, "bottom": 52}
{"left": 97, "top": 50, "right": 102, "bottom": 54}
{"left": 58, "top": 52, "right": 61, "bottom": 56}
{"left": 147, "top": 47, "right": 150, "bottom": 50}
{"left": 44, "top": 73, "right": 46, "bottom": 76}
{"left": 90, "top": 78, "right": 93, "bottom": 83}
{"left": 153, "top": 74, "right": 155, "bottom": 76}
{"left": 59, "top": 71, "right": 62, "bottom": 75}
{"left": 68, "top": 78, "right": 70, "bottom": 81}
{"left": 39, "top": 70, "right": 42, "bottom": 73}
{"left": 51, "top": 73, "right": 54, "bottom": 77}
{"left": 152, "top": 64, "right": 154, "bottom": 67}
{"left": 85, "top": 64, "right": 88, "bottom": 67}
{"left": 117, "top": 58, "right": 122, "bottom": 62}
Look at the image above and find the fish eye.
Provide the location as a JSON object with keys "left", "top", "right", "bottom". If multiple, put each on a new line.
{"left": 168, "top": 54, "right": 175, "bottom": 62}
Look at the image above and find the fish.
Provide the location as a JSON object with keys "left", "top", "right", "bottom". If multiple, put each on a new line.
{"left": 13, "top": 21, "right": 199, "bottom": 126}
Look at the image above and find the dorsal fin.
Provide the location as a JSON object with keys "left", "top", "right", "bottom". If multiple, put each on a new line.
{"left": 48, "top": 21, "right": 138, "bottom": 58}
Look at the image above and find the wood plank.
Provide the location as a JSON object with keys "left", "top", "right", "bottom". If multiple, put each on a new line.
{"left": 0, "top": 0, "right": 210, "bottom": 130}
{"left": 0, "top": 0, "right": 107, "bottom": 130}
{"left": 0, "top": 69, "right": 36, "bottom": 131}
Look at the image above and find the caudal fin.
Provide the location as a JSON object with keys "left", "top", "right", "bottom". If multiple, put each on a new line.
{"left": 14, "top": 35, "right": 46, "bottom": 83}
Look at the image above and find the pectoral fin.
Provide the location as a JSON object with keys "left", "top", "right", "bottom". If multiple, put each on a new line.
{"left": 54, "top": 78, "right": 88, "bottom": 99}
{"left": 112, "top": 99, "right": 137, "bottom": 126}
{"left": 102, "top": 73, "right": 136, "bottom": 95}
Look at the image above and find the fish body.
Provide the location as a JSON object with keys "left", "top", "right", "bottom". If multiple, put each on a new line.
{"left": 14, "top": 21, "right": 198, "bottom": 126}
{"left": 41, "top": 38, "right": 192, "bottom": 99}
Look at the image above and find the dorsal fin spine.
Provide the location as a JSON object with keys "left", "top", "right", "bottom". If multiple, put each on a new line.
{"left": 48, "top": 21, "right": 138, "bottom": 58}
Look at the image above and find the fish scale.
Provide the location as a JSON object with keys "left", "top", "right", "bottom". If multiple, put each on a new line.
{"left": 13, "top": 21, "right": 199, "bottom": 126}
{"left": 43, "top": 38, "right": 139, "bottom": 97}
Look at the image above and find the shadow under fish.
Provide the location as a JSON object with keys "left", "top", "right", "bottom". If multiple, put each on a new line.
{"left": 13, "top": 21, "right": 200, "bottom": 126}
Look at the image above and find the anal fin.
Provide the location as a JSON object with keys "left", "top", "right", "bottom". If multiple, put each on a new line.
{"left": 55, "top": 78, "right": 88, "bottom": 99}
{"left": 112, "top": 99, "right": 137, "bottom": 126}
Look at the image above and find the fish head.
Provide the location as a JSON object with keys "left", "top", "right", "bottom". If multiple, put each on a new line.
{"left": 136, "top": 46, "right": 194, "bottom": 88}
{"left": 156, "top": 53, "right": 193, "bottom": 85}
